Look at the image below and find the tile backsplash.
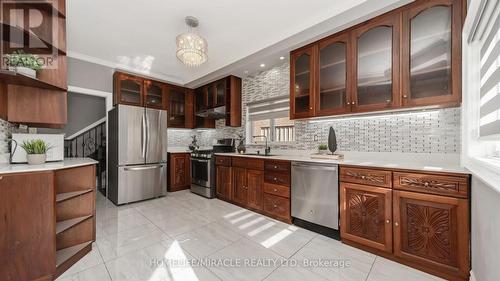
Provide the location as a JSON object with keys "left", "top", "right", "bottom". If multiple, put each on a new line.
{"left": 0, "top": 118, "right": 14, "bottom": 163}
{"left": 171, "top": 61, "right": 461, "bottom": 154}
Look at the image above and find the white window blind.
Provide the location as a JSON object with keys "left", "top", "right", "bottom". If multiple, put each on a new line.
{"left": 247, "top": 96, "right": 295, "bottom": 143}
{"left": 478, "top": 0, "right": 500, "bottom": 139}
{"left": 247, "top": 96, "right": 290, "bottom": 121}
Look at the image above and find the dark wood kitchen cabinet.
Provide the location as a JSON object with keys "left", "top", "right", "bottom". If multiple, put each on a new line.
{"left": 168, "top": 153, "right": 191, "bottom": 192}
{"left": 339, "top": 165, "right": 470, "bottom": 281}
{"left": 167, "top": 86, "right": 194, "bottom": 128}
{"left": 246, "top": 169, "right": 264, "bottom": 210}
{"left": 401, "top": 0, "right": 462, "bottom": 108}
{"left": 352, "top": 14, "right": 400, "bottom": 113}
{"left": 215, "top": 157, "right": 232, "bottom": 201}
{"left": 340, "top": 182, "right": 393, "bottom": 253}
{"left": 316, "top": 32, "right": 351, "bottom": 116}
{"left": 194, "top": 86, "right": 215, "bottom": 128}
{"left": 232, "top": 167, "right": 248, "bottom": 206}
{"left": 114, "top": 72, "right": 145, "bottom": 107}
{"left": 289, "top": 0, "right": 465, "bottom": 120}
{"left": 393, "top": 190, "right": 470, "bottom": 280}
{"left": 263, "top": 160, "right": 291, "bottom": 223}
{"left": 290, "top": 45, "right": 317, "bottom": 119}
{"left": 144, "top": 80, "right": 166, "bottom": 109}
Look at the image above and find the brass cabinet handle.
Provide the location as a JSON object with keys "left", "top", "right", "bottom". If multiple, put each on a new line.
{"left": 309, "top": 107, "right": 313, "bottom": 110}
{"left": 274, "top": 177, "right": 277, "bottom": 181}
{"left": 0, "top": 176, "right": 2, "bottom": 180}
{"left": 274, "top": 189, "right": 278, "bottom": 192}
{"left": 274, "top": 165, "right": 278, "bottom": 169}
{"left": 403, "top": 95, "right": 408, "bottom": 98}
{"left": 394, "top": 222, "right": 399, "bottom": 227}
{"left": 347, "top": 102, "right": 351, "bottom": 105}
{"left": 386, "top": 219, "right": 390, "bottom": 224}
{"left": 273, "top": 205, "right": 278, "bottom": 208}
{"left": 424, "top": 182, "right": 430, "bottom": 187}
{"left": 351, "top": 101, "right": 356, "bottom": 105}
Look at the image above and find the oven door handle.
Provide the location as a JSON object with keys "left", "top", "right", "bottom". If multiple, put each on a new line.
{"left": 191, "top": 159, "right": 210, "bottom": 163}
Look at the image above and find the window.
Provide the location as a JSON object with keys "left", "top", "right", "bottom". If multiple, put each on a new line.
{"left": 247, "top": 96, "right": 295, "bottom": 143}
{"left": 463, "top": 0, "right": 500, "bottom": 179}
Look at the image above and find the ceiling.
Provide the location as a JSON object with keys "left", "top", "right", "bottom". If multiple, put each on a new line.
{"left": 67, "top": 0, "right": 411, "bottom": 87}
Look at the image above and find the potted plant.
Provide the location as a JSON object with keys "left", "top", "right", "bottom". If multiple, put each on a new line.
{"left": 20, "top": 139, "right": 52, "bottom": 165}
{"left": 318, "top": 144, "right": 328, "bottom": 155}
{"left": 5, "top": 51, "right": 43, "bottom": 78}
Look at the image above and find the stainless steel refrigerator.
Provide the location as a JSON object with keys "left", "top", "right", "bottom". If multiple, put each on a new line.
{"left": 108, "top": 105, "right": 168, "bottom": 205}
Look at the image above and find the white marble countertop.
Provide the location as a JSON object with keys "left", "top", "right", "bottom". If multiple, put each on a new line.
{"left": 167, "top": 147, "right": 192, "bottom": 153}
{"left": 0, "top": 158, "right": 98, "bottom": 175}
{"left": 214, "top": 151, "right": 469, "bottom": 174}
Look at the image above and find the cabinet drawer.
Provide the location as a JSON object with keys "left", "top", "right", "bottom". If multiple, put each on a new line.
{"left": 263, "top": 183, "right": 290, "bottom": 198}
{"left": 264, "top": 161, "right": 290, "bottom": 173}
{"left": 340, "top": 166, "right": 392, "bottom": 188}
{"left": 215, "top": 156, "right": 231, "bottom": 166}
{"left": 232, "top": 157, "right": 264, "bottom": 170}
{"left": 264, "top": 171, "right": 290, "bottom": 186}
{"left": 263, "top": 193, "right": 290, "bottom": 221}
{"left": 393, "top": 172, "right": 469, "bottom": 198}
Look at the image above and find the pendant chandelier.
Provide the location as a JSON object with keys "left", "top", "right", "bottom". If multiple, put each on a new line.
{"left": 176, "top": 16, "right": 208, "bottom": 67}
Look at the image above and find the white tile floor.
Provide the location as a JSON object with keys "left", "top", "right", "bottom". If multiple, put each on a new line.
{"left": 56, "top": 190, "right": 444, "bottom": 281}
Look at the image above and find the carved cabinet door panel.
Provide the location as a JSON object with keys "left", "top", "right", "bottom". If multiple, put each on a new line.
{"left": 232, "top": 167, "right": 248, "bottom": 206}
{"left": 393, "top": 190, "right": 470, "bottom": 278}
{"left": 340, "top": 183, "right": 393, "bottom": 253}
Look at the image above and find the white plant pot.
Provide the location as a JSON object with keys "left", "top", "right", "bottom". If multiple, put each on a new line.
{"left": 9, "top": 66, "right": 37, "bottom": 78}
{"left": 319, "top": 150, "right": 328, "bottom": 155}
{"left": 26, "top": 154, "right": 47, "bottom": 165}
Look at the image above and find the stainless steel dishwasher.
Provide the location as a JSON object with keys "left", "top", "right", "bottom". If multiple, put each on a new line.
{"left": 291, "top": 162, "right": 339, "bottom": 231}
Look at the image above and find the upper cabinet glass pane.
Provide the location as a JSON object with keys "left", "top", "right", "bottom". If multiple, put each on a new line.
{"left": 120, "top": 79, "right": 142, "bottom": 104}
{"left": 294, "top": 53, "right": 311, "bottom": 113}
{"left": 216, "top": 80, "right": 226, "bottom": 106}
{"left": 410, "top": 6, "right": 452, "bottom": 99}
{"left": 145, "top": 83, "right": 163, "bottom": 107}
{"left": 319, "top": 42, "right": 346, "bottom": 110}
{"left": 169, "top": 89, "right": 185, "bottom": 126}
{"left": 207, "top": 85, "right": 214, "bottom": 108}
{"left": 357, "top": 26, "right": 393, "bottom": 106}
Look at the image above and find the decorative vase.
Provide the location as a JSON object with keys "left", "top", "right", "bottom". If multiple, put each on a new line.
{"left": 9, "top": 66, "right": 37, "bottom": 78}
{"left": 26, "top": 154, "right": 46, "bottom": 165}
{"left": 237, "top": 143, "right": 246, "bottom": 154}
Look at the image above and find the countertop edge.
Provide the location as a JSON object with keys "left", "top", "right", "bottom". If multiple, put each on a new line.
{"left": 0, "top": 158, "right": 98, "bottom": 175}
{"left": 214, "top": 153, "right": 470, "bottom": 175}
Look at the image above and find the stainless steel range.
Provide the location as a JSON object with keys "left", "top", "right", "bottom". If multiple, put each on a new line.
{"left": 190, "top": 139, "right": 235, "bottom": 198}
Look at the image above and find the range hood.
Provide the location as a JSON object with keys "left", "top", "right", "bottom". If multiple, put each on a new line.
{"left": 195, "top": 106, "right": 227, "bottom": 119}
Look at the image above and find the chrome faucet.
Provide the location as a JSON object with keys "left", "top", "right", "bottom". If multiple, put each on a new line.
{"left": 252, "top": 135, "right": 271, "bottom": 156}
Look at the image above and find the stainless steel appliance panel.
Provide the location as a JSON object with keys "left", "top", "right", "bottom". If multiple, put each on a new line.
{"left": 291, "top": 162, "right": 339, "bottom": 229}
{"left": 145, "top": 107, "right": 168, "bottom": 164}
{"left": 191, "top": 158, "right": 211, "bottom": 188}
{"left": 117, "top": 105, "right": 147, "bottom": 166}
{"left": 116, "top": 163, "right": 167, "bottom": 204}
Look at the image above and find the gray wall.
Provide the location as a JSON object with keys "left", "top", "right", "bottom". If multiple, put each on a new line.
{"left": 471, "top": 176, "right": 500, "bottom": 281}
{"left": 68, "top": 57, "right": 114, "bottom": 92}
{"left": 38, "top": 92, "right": 106, "bottom": 137}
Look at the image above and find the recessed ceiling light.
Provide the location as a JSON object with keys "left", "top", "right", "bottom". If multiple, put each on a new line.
{"left": 279, "top": 56, "right": 285, "bottom": 60}
{"left": 260, "top": 63, "right": 265, "bottom": 68}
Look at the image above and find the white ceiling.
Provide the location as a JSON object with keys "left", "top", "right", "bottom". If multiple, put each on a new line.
{"left": 67, "top": 0, "right": 411, "bottom": 87}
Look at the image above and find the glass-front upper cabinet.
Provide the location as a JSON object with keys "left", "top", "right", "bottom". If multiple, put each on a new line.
{"left": 317, "top": 33, "right": 350, "bottom": 116}
{"left": 290, "top": 45, "right": 317, "bottom": 119}
{"left": 215, "top": 78, "right": 226, "bottom": 107}
{"left": 144, "top": 80, "right": 165, "bottom": 109}
{"left": 207, "top": 83, "right": 215, "bottom": 108}
{"left": 114, "top": 73, "right": 144, "bottom": 106}
{"left": 353, "top": 15, "right": 400, "bottom": 112}
{"left": 168, "top": 86, "right": 186, "bottom": 128}
{"left": 402, "top": 0, "right": 460, "bottom": 107}
{"left": 194, "top": 87, "right": 206, "bottom": 112}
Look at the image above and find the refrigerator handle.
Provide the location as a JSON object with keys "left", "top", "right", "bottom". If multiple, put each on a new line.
{"left": 142, "top": 113, "right": 147, "bottom": 159}
{"left": 145, "top": 111, "right": 150, "bottom": 158}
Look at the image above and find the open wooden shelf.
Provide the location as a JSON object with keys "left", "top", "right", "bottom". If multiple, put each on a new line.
{"left": 0, "top": 69, "right": 67, "bottom": 91}
{"left": 56, "top": 215, "right": 92, "bottom": 235}
{"left": 56, "top": 189, "right": 93, "bottom": 203}
{"left": 56, "top": 241, "right": 92, "bottom": 268}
